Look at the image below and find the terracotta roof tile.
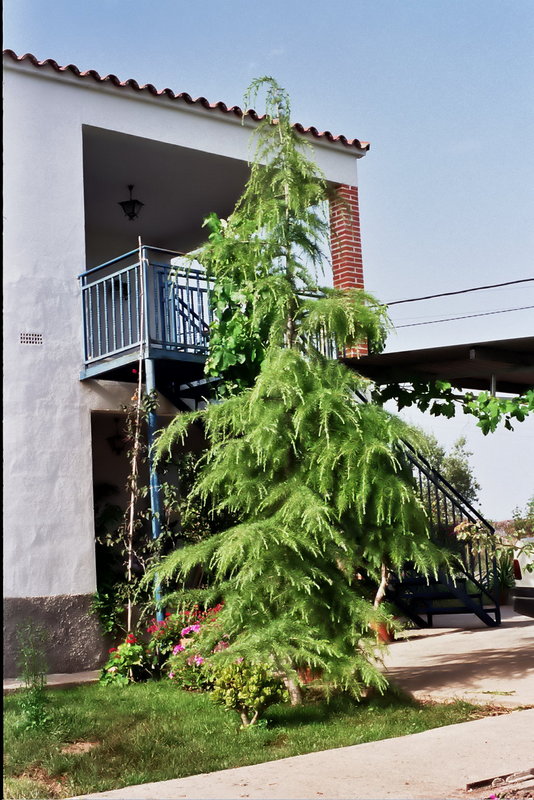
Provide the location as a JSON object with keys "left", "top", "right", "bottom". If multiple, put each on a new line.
{"left": 3, "top": 49, "right": 370, "bottom": 152}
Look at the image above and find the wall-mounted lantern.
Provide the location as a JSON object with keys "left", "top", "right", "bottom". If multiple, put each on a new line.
{"left": 119, "top": 184, "right": 144, "bottom": 221}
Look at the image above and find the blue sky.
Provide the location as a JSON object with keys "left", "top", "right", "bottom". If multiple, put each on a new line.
{"left": 4, "top": 0, "right": 533, "bottom": 519}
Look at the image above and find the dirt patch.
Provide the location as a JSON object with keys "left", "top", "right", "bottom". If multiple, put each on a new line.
{"left": 467, "top": 705, "right": 515, "bottom": 719}
{"left": 18, "top": 766, "right": 65, "bottom": 797}
{"left": 60, "top": 741, "right": 99, "bottom": 754}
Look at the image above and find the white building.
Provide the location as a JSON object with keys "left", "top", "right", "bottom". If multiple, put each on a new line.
{"left": 3, "top": 49, "right": 369, "bottom": 675}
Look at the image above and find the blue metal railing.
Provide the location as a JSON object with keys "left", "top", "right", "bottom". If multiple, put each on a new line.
{"left": 79, "top": 246, "right": 340, "bottom": 371}
{"left": 79, "top": 247, "right": 212, "bottom": 368}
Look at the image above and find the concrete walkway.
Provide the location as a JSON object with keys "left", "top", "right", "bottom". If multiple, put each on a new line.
{"left": 383, "top": 606, "right": 534, "bottom": 708}
{"left": 73, "top": 709, "right": 534, "bottom": 799}
{"left": 3, "top": 669, "right": 99, "bottom": 694}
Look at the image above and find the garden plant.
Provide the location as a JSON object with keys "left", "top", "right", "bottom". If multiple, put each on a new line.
{"left": 148, "top": 77, "right": 448, "bottom": 708}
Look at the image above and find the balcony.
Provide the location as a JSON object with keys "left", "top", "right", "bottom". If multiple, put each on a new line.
{"left": 79, "top": 246, "right": 212, "bottom": 386}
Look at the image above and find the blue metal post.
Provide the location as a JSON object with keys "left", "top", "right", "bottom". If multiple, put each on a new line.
{"left": 145, "top": 357, "right": 165, "bottom": 622}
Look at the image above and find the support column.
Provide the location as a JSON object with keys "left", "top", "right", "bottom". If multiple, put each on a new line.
{"left": 329, "top": 183, "right": 367, "bottom": 357}
{"left": 145, "top": 358, "right": 164, "bottom": 622}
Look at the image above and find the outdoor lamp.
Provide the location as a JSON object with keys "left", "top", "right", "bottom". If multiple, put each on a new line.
{"left": 119, "top": 184, "right": 144, "bottom": 221}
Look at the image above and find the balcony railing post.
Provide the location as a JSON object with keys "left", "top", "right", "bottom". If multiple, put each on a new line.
{"left": 145, "top": 357, "right": 164, "bottom": 622}
{"left": 141, "top": 245, "right": 150, "bottom": 355}
{"left": 80, "top": 274, "right": 89, "bottom": 364}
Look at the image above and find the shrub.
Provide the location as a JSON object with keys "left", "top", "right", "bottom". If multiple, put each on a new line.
{"left": 100, "top": 634, "right": 147, "bottom": 685}
{"left": 166, "top": 654, "right": 214, "bottom": 691}
{"left": 211, "top": 661, "right": 289, "bottom": 727}
{"left": 16, "top": 622, "right": 51, "bottom": 730}
{"left": 146, "top": 604, "right": 224, "bottom": 677}
{"left": 147, "top": 605, "right": 223, "bottom": 660}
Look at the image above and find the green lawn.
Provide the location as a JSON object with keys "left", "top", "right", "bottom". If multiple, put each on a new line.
{"left": 4, "top": 682, "right": 487, "bottom": 799}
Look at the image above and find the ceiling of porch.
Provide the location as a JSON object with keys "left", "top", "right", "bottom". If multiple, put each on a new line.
{"left": 82, "top": 125, "right": 250, "bottom": 267}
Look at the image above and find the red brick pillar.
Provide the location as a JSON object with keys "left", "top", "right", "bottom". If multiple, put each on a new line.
{"left": 329, "top": 183, "right": 367, "bottom": 356}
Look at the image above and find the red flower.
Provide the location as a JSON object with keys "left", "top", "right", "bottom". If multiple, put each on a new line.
{"left": 126, "top": 634, "right": 137, "bottom": 644}
{"left": 108, "top": 647, "right": 117, "bottom": 653}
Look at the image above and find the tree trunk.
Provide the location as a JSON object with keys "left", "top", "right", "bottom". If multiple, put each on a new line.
{"left": 374, "top": 562, "right": 389, "bottom": 608}
{"left": 285, "top": 675, "right": 303, "bottom": 705}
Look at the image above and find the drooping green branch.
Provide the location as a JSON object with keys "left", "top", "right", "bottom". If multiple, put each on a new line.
{"left": 189, "top": 77, "right": 388, "bottom": 396}
{"left": 373, "top": 380, "right": 534, "bottom": 434}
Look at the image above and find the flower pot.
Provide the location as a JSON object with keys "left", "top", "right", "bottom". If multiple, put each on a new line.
{"left": 499, "top": 588, "right": 511, "bottom": 605}
{"left": 297, "top": 666, "right": 323, "bottom": 684}
{"left": 370, "top": 621, "right": 395, "bottom": 643}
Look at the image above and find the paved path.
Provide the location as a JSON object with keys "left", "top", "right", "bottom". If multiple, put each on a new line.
{"left": 73, "top": 709, "right": 534, "bottom": 799}
{"left": 383, "top": 606, "right": 534, "bottom": 708}
{"left": 3, "top": 670, "right": 99, "bottom": 694}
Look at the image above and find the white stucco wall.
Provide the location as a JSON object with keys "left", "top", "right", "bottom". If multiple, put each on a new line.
{"left": 3, "top": 60, "right": 362, "bottom": 599}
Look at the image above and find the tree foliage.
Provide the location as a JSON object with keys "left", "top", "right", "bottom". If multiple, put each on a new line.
{"left": 150, "top": 78, "right": 445, "bottom": 698}
{"left": 154, "top": 348, "right": 446, "bottom": 694}
{"left": 512, "top": 495, "right": 534, "bottom": 539}
{"left": 374, "top": 381, "right": 534, "bottom": 435}
{"left": 193, "top": 77, "right": 388, "bottom": 395}
{"left": 420, "top": 434, "right": 481, "bottom": 506}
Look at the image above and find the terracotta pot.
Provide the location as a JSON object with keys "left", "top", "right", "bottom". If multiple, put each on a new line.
{"left": 370, "top": 621, "right": 395, "bottom": 643}
{"left": 297, "top": 666, "right": 323, "bottom": 684}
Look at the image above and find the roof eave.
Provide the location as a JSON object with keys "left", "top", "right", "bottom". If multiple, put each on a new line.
{"left": 3, "top": 49, "right": 370, "bottom": 156}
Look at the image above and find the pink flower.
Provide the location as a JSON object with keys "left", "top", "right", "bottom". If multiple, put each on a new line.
{"left": 169, "top": 671, "right": 175, "bottom": 678}
{"left": 172, "top": 644, "right": 185, "bottom": 654}
{"left": 194, "top": 655, "right": 204, "bottom": 666}
{"left": 181, "top": 623, "right": 201, "bottom": 636}
{"left": 236, "top": 657, "right": 244, "bottom": 663}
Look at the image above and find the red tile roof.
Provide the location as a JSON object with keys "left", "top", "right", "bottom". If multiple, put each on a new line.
{"left": 3, "top": 49, "right": 370, "bottom": 152}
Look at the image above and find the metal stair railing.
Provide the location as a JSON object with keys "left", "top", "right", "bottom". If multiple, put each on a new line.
{"left": 398, "top": 441, "right": 500, "bottom": 626}
{"left": 352, "top": 389, "right": 500, "bottom": 627}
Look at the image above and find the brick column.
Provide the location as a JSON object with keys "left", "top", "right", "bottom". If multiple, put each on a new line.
{"left": 329, "top": 183, "right": 367, "bottom": 356}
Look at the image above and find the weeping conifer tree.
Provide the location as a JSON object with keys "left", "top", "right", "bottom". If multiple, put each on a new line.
{"left": 151, "top": 78, "right": 446, "bottom": 699}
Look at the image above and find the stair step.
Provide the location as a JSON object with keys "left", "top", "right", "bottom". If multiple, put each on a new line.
{"left": 395, "top": 589, "right": 481, "bottom": 602}
{"left": 397, "top": 578, "right": 468, "bottom": 589}
{"left": 405, "top": 605, "right": 498, "bottom": 616}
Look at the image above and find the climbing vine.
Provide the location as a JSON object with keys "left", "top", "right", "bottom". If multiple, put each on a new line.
{"left": 373, "top": 380, "right": 534, "bottom": 434}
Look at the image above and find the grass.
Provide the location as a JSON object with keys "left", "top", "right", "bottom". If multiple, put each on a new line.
{"left": 4, "top": 681, "right": 489, "bottom": 799}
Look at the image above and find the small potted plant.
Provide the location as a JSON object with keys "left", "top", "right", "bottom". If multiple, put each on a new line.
{"left": 495, "top": 551, "right": 515, "bottom": 605}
